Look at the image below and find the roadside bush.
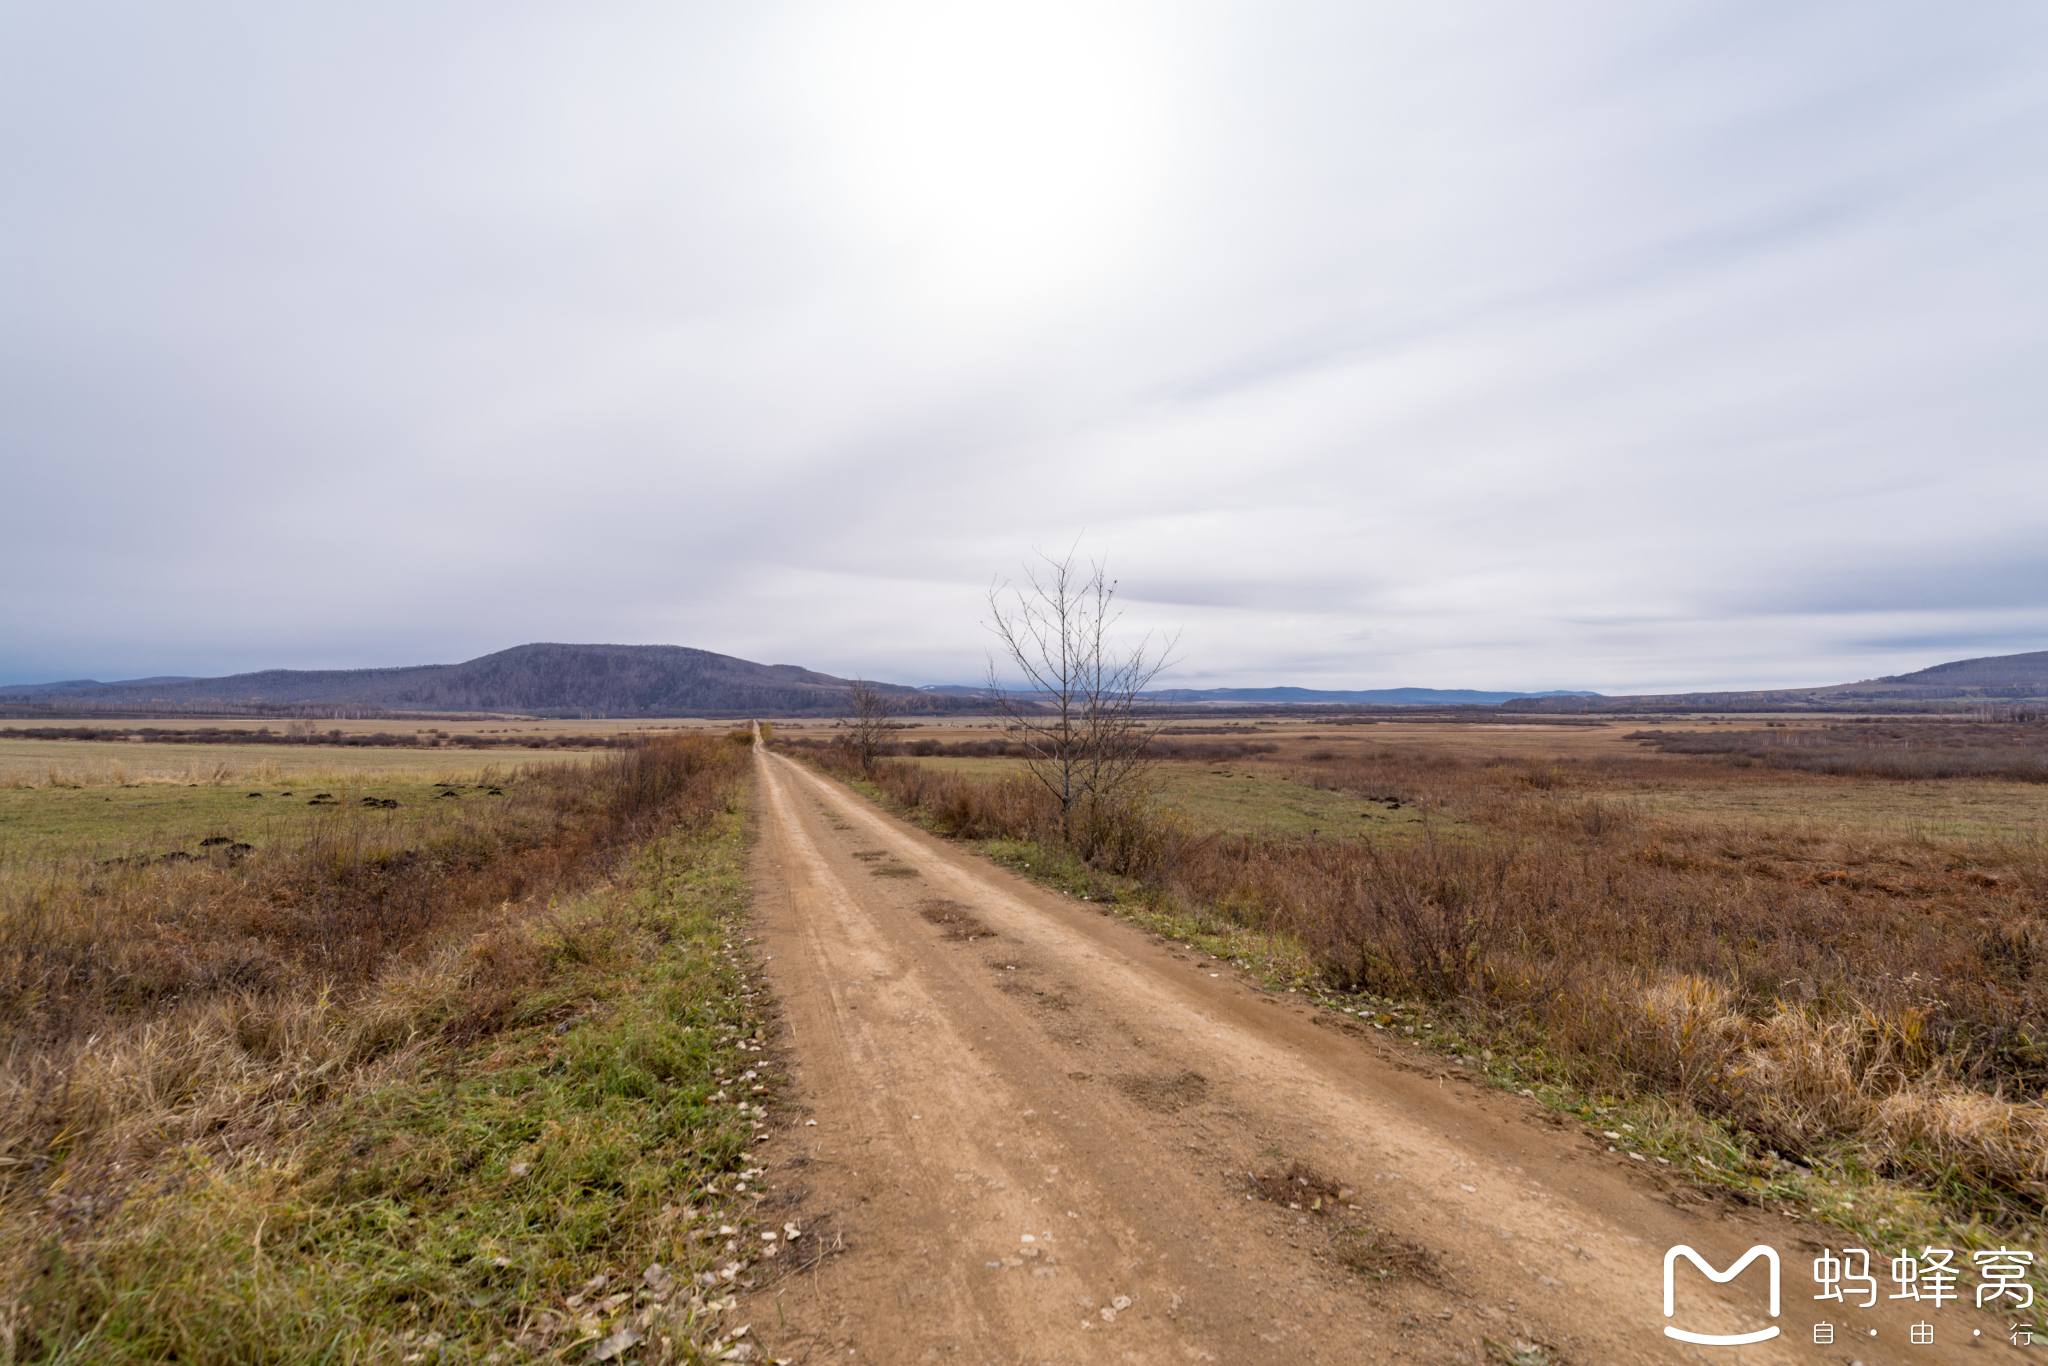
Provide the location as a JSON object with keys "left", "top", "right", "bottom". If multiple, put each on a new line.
{"left": 779, "top": 740, "right": 1191, "bottom": 880}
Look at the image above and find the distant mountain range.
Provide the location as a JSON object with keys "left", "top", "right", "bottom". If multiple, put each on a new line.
{"left": 0, "top": 644, "right": 964, "bottom": 717}
{"left": 4, "top": 643, "right": 2041, "bottom": 718}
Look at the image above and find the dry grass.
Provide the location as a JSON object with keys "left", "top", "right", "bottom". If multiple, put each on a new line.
{"left": 1175, "top": 746, "right": 2048, "bottom": 1218}
{"left": 0, "top": 736, "right": 602, "bottom": 788}
{"left": 1, "top": 733, "right": 767, "bottom": 1363}
{"left": 1630, "top": 719, "right": 2048, "bottom": 781}
{"left": 0, "top": 736, "right": 748, "bottom": 1225}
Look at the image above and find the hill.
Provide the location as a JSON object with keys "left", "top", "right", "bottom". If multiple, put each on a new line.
{"left": 0, "top": 644, "right": 966, "bottom": 717}
{"left": 1501, "top": 647, "right": 2048, "bottom": 713}
{"left": 1875, "top": 650, "right": 2048, "bottom": 690}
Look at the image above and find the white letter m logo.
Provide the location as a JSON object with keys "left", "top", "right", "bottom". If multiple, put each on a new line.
{"left": 1664, "top": 1245, "right": 1781, "bottom": 1345}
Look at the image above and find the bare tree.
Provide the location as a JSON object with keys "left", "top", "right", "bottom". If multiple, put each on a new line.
{"left": 985, "top": 548, "right": 1176, "bottom": 826}
{"left": 843, "top": 678, "right": 894, "bottom": 776}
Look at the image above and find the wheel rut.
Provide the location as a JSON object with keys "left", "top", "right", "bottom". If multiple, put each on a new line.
{"left": 742, "top": 746, "right": 2006, "bottom": 1364}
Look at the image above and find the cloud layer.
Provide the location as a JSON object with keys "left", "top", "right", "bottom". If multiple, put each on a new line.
{"left": 4, "top": 2, "right": 2044, "bottom": 692}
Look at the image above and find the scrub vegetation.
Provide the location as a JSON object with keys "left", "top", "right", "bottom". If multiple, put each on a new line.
{"left": 1629, "top": 718, "right": 2048, "bottom": 781}
{"left": 2, "top": 733, "right": 783, "bottom": 1364}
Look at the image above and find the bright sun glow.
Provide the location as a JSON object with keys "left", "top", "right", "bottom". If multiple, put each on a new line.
{"left": 792, "top": 1, "right": 1176, "bottom": 311}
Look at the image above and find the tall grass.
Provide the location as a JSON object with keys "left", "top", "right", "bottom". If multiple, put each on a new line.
{"left": 5, "top": 736, "right": 768, "bottom": 1364}
{"left": 0, "top": 735, "right": 748, "bottom": 1224}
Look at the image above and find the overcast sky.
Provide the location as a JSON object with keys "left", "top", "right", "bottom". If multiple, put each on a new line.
{"left": 4, "top": 2, "right": 2044, "bottom": 694}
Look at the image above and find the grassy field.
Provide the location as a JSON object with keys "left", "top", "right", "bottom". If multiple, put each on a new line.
{"left": 1625, "top": 775, "right": 2048, "bottom": 839}
{"left": 1, "top": 735, "right": 786, "bottom": 1364}
{"left": 0, "top": 771, "right": 538, "bottom": 868}
{"left": 891, "top": 725, "right": 2048, "bottom": 841}
{"left": 0, "top": 716, "right": 767, "bottom": 792}
{"left": 0, "top": 736, "right": 601, "bottom": 789}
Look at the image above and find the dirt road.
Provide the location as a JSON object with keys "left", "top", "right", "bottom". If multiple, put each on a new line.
{"left": 743, "top": 747, "right": 2013, "bottom": 1364}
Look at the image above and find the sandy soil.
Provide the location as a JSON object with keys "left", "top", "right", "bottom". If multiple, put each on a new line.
{"left": 741, "top": 747, "right": 2017, "bottom": 1364}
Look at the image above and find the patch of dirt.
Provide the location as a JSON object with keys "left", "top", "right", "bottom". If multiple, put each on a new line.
{"left": 1248, "top": 1162, "right": 1443, "bottom": 1288}
{"left": 994, "top": 981, "right": 1076, "bottom": 1010}
{"left": 1333, "top": 1224, "right": 1443, "bottom": 1287}
{"left": 916, "top": 898, "right": 993, "bottom": 939}
{"left": 1246, "top": 1158, "right": 1346, "bottom": 1208}
{"left": 1112, "top": 1068, "right": 1210, "bottom": 1113}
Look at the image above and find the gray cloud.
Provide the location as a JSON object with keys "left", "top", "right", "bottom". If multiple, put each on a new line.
{"left": 3, "top": 1, "right": 2044, "bottom": 693}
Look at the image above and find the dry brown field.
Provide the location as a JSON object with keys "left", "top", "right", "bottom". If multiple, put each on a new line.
{"left": 0, "top": 734, "right": 773, "bottom": 1364}
{"left": 873, "top": 713, "right": 2048, "bottom": 841}
{"left": 0, "top": 738, "right": 601, "bottom": 788}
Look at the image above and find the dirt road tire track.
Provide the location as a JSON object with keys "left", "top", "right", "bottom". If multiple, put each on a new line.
{"left": 744, "top": 747, "right": 2009, "bottom": 1364}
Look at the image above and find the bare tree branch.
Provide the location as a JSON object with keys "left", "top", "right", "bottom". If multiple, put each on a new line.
{"left": 983, "top": 548, "right": 1178, "bottom": 842}
{"left": 843, "top": 678, "right": 894, "bottom": 776}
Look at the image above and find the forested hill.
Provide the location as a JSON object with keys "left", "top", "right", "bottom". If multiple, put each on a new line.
{"left": 0, "top": 643, "right": 968, "bottom": 717}
{"left": 1877, "top": 650, "right": 2048, "bottom": 690}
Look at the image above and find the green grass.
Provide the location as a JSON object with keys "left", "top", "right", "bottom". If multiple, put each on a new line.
{"left": 941, "top": 748, "right": 2048, "bottom": 847}
{"left": 0, "top": 776, "right": 527, "bottom": 868}
{"left": 12, "top": 799, "right": 785, "bottom": 1365}
{"left": 893, "top": 747, "right": 2048, "bottom": 847}
{"left": 1154, "top": 765, "right": 1423, "bottom": 838}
